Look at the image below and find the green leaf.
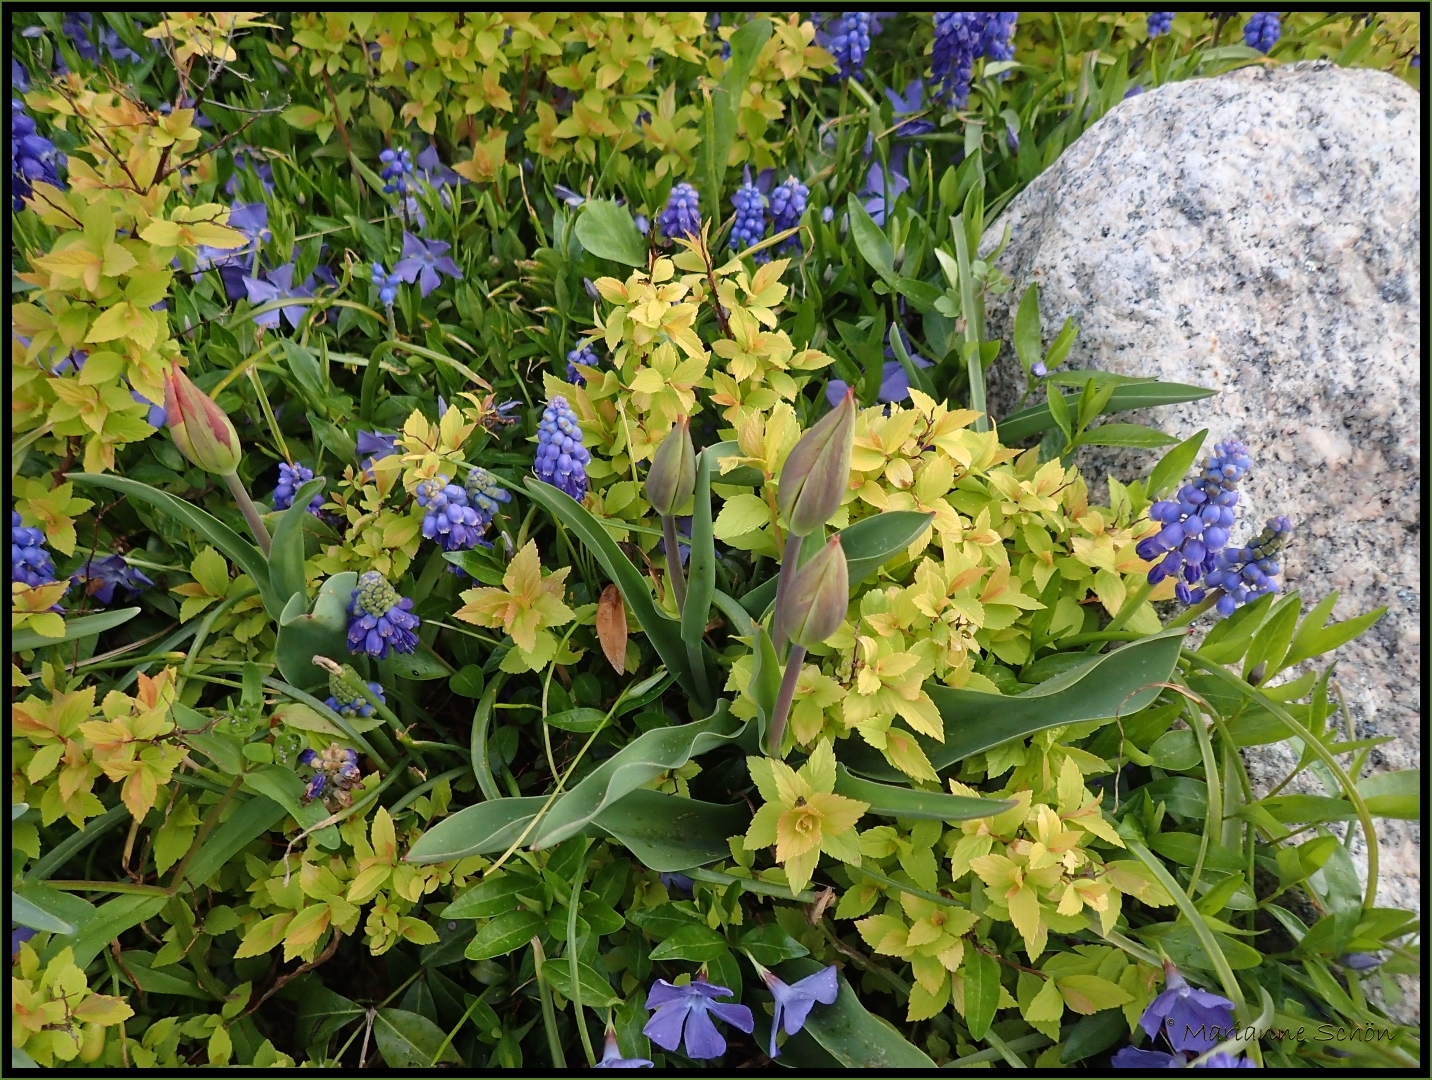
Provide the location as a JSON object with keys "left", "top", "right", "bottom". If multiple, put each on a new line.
{"left": 464, "top": 910, "right": 546, "bottom": 962}
{"left": 736, "top": 923, "right": 810, "bottom": 966}
{"left": 774, "top": 958, "right": 936, "bottom": 1068}
{"left": 51, "top": 893, "right": 168, "bottom": 971}
{"left": 11, "top": 606, "right": 141, "bottom": 651}
{"left": 832, "top": 764, "right": 1013, "bottom": 821}
{"left": 1012, "top": 283, "right": 1042, "bottom": 374}
{"left": 1073, "top": 423, "right": 1177, "bottom": 449}
{"left": 69, "top": 473, "right": 282, "bottom": 619}
{"left": 449, "top": 664, "right": 486, "bottom": 699}
{"left": 843, "top": 629, "right": 1185, "bottom": 780}
{"left": 268, "top": 477, "right": 325, "bottom": 608}
{"left": 1243, "top": 593, "right": 1302, "bottom": 680}
{"left": 848, "top": 198, "right": 896, "bottom": 285}
{"left": 591, "top": 790, "right": 748, "bottom": 872}
{"left": 241, "top": 764, "right": 339, "bottom": 847}
{"left": 963, "top": 949, "right": 1000, "bottom": 1039}
{"left": 1356, "top": 770, "right": 1418, "bottom": 819}
{"left": 1046, "top": 381, "right": 1072, "bottom": 443}
{"left": 1256, "top": 795, "right": 1356, "bottom": 824}
{"left": 522, "top": 477, "right": 696, "bottom": 705}
{"left": 1283, "top": 595, "right": 1385, "bottom": 670}
{"left": 680, "top": 444, "right": 720, "bottom": 695}
{"left": 1135, "top": 921, "right": 1263, "bottom": 972}
{"left": 275, "top": 572, "right": 355, "bottom": 691}
{"left": 373, "top": 1008, "right": 461, "bottom": 1067}
{"left": 443, "top": 871, "right": 541, "bottom": 920}
{"left": 1147, "top": 729, "right": 1200, "bottom": 771}
{"left": 407, "top": 796, "right": 547, "bottom": 864}
{"left": 123, "top": 952, "right": 214, "bottom": 999}
{"left": 698, "top": 18, "right": 772, "bottom": 218}
{"left": 10, "top": 892, "right": 76, "bottom": 935}
{"left": 541, "top": 960, "right": 621, "bottom": 1008}
{"left": 1059, "top": 1008, "right": 1130, "bottom": 1063}
{"left": 574, "top": 200, "right": 646, "bottom": 267}
{"left": 996, "top": 382, "right": 1215, "bottom": 444}
{"left": 1146, "top": 429, "right": 1208, "bottom": 499}
{"left": 544, "top": 708, "right": 608, "bottom": 733}
{"left": 1196, "top": 592, "right": 1274, "bottom": 664}
{"left": 386, "top": 642, "right": 454, "bottom": 681}
{"left": 648, "top": 923, "right": 728, "bottom": 963}
{"left": 172, "top": 795, "right": 288, "bottom": 890}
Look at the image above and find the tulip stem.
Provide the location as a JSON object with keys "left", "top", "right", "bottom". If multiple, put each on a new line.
{"left": 224, "top": 472, "right": 272, "bottom": 556}
{"left": 770, "top": 531, "right": 803, "bottom": 654}
{"left": 661, "top": 514, "right": 687, "bottom": 611}
{"left": 765, "top": 643, "right": 806, "bottom": 756}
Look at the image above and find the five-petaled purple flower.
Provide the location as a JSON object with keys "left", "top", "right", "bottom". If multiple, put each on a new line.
{"left": 757, "top": 963, "right": 839, "bottom": 1059}
{"left": 642, "top": 977, "right": 754, "bottom": 1060}
{"left": 861, "top": 161, "right": 909, "bottom": 226}
{"left": 594, "top": 1026, "right": 653, "bottom": 1069}
{"left": 1139, "top": 963, "right": 1236, "bottom": 1052}
{"left": 346, "top": 571, "right": 420, "bottom": 658}
{"left": 394, "top": 231, "right": 463, "bottom": 298}
{"left": 826, "top": 326, "right": 931, "bottom": 406}
{"left": 243, "top": 263, "right": 311, "bottom": 330}
{"left": 357, "top": 431, "right": 401, "bottom": 477}
{"left": 70, "top": 554, "right": 153, "bottom": 606}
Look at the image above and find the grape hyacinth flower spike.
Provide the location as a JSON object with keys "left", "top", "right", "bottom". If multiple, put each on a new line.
{"left": 1146, "top": 12, "right": 1175, "bottom": 38}
{"left": 730, "top": 169, "right": 770, "bottom": 260}
{"left": 642, "top": 977, "right": 753, "bottom": 1060}
{"left": 324, "top": 679, "right": 385, "bottom": 720}
{"left": 593, "top": 1026, "right": 653, "bottom": 1069}
{"left": 416, "top": 475, "right": 485, "bottom": 568}
{"left": 769, "top": 176, "right": 809, "bottom": 252}
{"left": 534, "top": 396, "right": 591, "bottom": 502}
{"left": 660, "top": 182, "right": 702, "bottom": 241}
{"left": 12, "top": 511, "right": 58, "bottom": 588}
{"left": 1243, "top": 11, "right": 1281, "bottom": 54}
{"left": 273, "top": 462, "right": 324, "bottom": 515}
{"left": 566, "top": 340, "right": 601, "bottom": 386}
{"left": 379, "top": 147, "right": 415, "bottom": 195}
{"left": 1206, "top": 516, "right": 1291, "bottom": 616}
{"left": 1136, "top": 439, "right": 1250, "bottom": 603}
{"left": 464, "top": 467, "right": 511, "bottom": 543}
{"left": 347, "top": 571, "right": 421, "bottom": 658}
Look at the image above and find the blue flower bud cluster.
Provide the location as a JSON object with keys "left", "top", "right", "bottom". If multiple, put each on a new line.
{"left": 323, "top": 681, "right": 385, "bottom": 719}
{"left": 416, "top": 475, "right": 485, "bottom": 564}
{"left": 1243, "top": 12, "right": 1281, "bottom": 54}
{"left": 824, "top": 13, "right": 876, "bottom": 81}
{"left": 11, "top": 511, "right": 58, "bottom": 588}
{"left": 464, "top": 467, "right": 512, "bottom": 541}
{"left": 931, "top": 12, "right": 1018, "bottom": 108}
{"left": 1146, "top": 12, "right": 1175, "bottom": 37}
{"left": 347, "top": 571, "right": 420, "bottom": 658}
{"left": 298, "top": 744, "right": 362, "bottom": 804}
{"left": 566, "top": 341, "right": 601, "bottom": 386}
{"left": 770, "top": 177, "right": 809, "bottom": 252}
{"left": 1206, "top": 516, "right": 1291, "bottom": 616}
{"left": 660, "top": 182, "right": 702, "bottom": 242}
{"left": 380, "top": 147, "right": 415, "bottom": 195}
{"left": 1136, "top": 440, "right": 1250, "bottom": 604}
{"left": 371, "top": 262, "right": 401, "bottom": 306}
{"left": 273, "top": 462, "right": 325, "bottom": 515}
{"left": 11, "top": 99, "right": 66, "bottom": 211}
{"left": 534, "top": 396, "right": 591, "bottom": 502}
{"left": 730, "top": 180, "right": 769, "bottom": 261}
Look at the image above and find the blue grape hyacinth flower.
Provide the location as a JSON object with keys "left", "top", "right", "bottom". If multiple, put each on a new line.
{"left": 1243, "top": 12, "right": 1281, "bottom": 54}
{"left": 394, "top": 231, "right": 463, "bottom": 298}
{"left": 1137, "top": 439, "right": 1250, "bottom": 602}
{"left": 371, "top": 262, "right": 402, "bottom": 306}
{"left": 273, "top": 462, "right": 325, "bottom": 515}
{"left": 931, "top": 12, "right": 1017, "bottom": 108}
{"left": 566, "top": 340, "right": 601, "bottom": 386}
{"left": 11, "top": 511, "right": 57, "bottom": 588}
{"left": 769, "top": 176, "right": 809, "bottom": 251}
{"left": 730, "top": 173, "right": 770, "bottom": 260}
{"left": 11, "top": 98, "right": 67, "bottom": 210}
{"left": 642, "top": 977, "right": 754, "bottom": 1060}
{"left": 1147, "top": 12, "right": 1175, "bottom": 37}
{"left": 534, "top": 396, "right": 591, "bottom": 502}
{"left": 380, "top": 147, "right": 415, "bottom": 195}
{"left": 820, "top": 13, "right": 887, "bottom": 81}
{"left": 70, "top": 554, "right": 153, "bottom": 606}
{"left": 347, "top": 571, "right": 420, "bottom": 658}
{"left": 324, "top": 681, "right": 385, "bottom": 719}
{"left": 660, "top": 182, "right": 702, "bottom": 241}
{"left": 464, "top": 467, "right": 512, "bottom": 540}
{"left": 416, "top": 475, "right": 485, "bottom": 564}
{"left": 1206, "top": 516, "right": 1291, "bottom": 616}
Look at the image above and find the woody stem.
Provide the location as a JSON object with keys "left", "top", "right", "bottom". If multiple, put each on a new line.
{"left": 765, "top": 644, "right": 806, "bottom": 756}
{"left": 224, "top": 472, "right": 272, "bottom": 556}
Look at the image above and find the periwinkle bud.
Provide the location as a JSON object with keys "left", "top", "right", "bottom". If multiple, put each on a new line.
{"left": 778, "top": 388, "right": 855, "bottom": 536}
{"left": 163, "top": 361, "right": 242, "bottom": 476}
{"left": 646, "top": 416, "right": 696, "bottom": 517}
{"left": 774, "top": 535, "right": 849, "bottom": 650}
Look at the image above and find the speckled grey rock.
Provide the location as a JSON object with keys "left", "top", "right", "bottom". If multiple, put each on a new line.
{"left": 981, "top": 61, "right": 1421, "bottom": 1017}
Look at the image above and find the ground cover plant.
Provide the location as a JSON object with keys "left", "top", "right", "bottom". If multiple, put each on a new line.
{"left": 9, "top": 10, "right": 1422, "bottom": 1070}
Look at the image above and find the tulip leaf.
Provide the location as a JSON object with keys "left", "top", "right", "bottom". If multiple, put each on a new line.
{"left": 69, "top": 472, "right": 282, "bottom": 620}
{"left": 832, "top": 764, "right": 1014, "bottom": 821}
{"left": 274, "top": 571, "right": 355, "bottom": 692}
{"left": 843, "top": 628, "right": 1186, "bottom": 780}
{"left": 590, "top": 789, "right": 748, "bottom": 872}
{"left": 573, "top": 199, "right": 647, "bottom": 268}
{"left": 11, "top": 892, "right": 76, "bottom": 935}
{"left": 522, "top": 477, "right": 698, "bottom": 705}
{"left": 268, "top": 476, "right": 326, "bottom": 608}
{"left": 11, "top": 606, "right": 141, "bottom": 652}
{"left": 680, "top": 443, "right": 721, "bottom": 698}
{"left": 773, "top": 958, "right": 937, "bottom": 1068}
{"left": 747, "top": 625, "right": 782, "bottom": 744}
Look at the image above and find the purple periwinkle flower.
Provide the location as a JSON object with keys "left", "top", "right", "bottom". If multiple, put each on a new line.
{"left": 196, "top": 201, "right": 269, "bottom": 300}
{"left": 659, "top": 872, "right": 694, "bottom": 897}
{"left": 886, "top": 80, "right": 936, "bottom": 138}
{"left": 131, "top": 390, "right": 168, "bottom": 429}
{"left": 553, "top": 183, "right": 586, "bottom": 208}
{"left": 225, "top": 147, "right": 275, "bottom": 197}
{"left": 12, "top": 927, "right": 39, "bottom": 955}
{"left": 1200, "top": 1052, "right": 1258, "bottom": 1068}
{"left": 860, "top": 161, "right": 909, "bottom": 226}
{"left": 659, "top": 183, "right": 702, "bottom": 241}
{"left": 394, "top": 231, "right": 463, "bottom": 298}
{"left": 760, "top": 964, "right": 838, "bottom": 1059}
{"left": 642, "top": 978, "right": 754, "bottom": 1060}
{"left": 1340, "top": 952, "right": 1382, "bottom": 972}
{"left": 70, "top": 554, "right": 153, "bottom": 606}
{"left": 11, "top": 98, "right": 66, "bottom": 210}
{"left": 243, "top": 263, "right": 312, "bottom": 330}
{"left": 826, "top": 326, "right": 931, "bottom": 406}
{"left": 1139, "top": 963, "right": 1236, "bottom": 1053}
{"left": 357, "top": 431, "right": 401, "bottom": 476}
{"left": 534, "top": 396, "right": 591, "bottom": 502}
{"left": 11, "top": 511, "right": 57, "bottom": 588}
{"left": 1113, "top": 1045, "right": 1185, "bottom": 1067}
{"left": 1243, "top": 12, "right": 1281, "bottom": 54}
{"left": 594, "top": 1027, "right": 653, "bottom": 1069}
{"left": 346, "top": 571, "right": 420, "bottom": 658}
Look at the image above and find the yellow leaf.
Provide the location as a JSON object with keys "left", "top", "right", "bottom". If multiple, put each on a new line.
{"left": 1007, "top": 883, "right": 1047, "bottom": 960}
{"left": 1023, "top": 975, "right": 1064, "bottom": 1025}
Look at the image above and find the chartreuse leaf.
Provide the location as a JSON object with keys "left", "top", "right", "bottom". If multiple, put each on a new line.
{"left": 69, "top": 473, "right": 282, "bottom": 619}
{"left": 522, "top": 477, "right": 697, "bottom": 705}
{"left": 844, "top": 628, "right": 1185, "bottom": 780}
{"left": 832, "top": 764, "right": 1013, "bottom": 821}
{"left": 1354, "top": 771, "right": 1418, "bottom": 819}
{"left": 373, "top": 1008, "right": 460, "bottom": 1067}
{"left": 573, "top": 200, "right": 646, "bottom": 267}
{"left": 773, "top": 957, "right": 936, "bottom": 1068}
{"left": 1146, "top": 429, "right": 1209, "bottom": 499}
{"left": 11, "top": 606, "right": 140, "bottom": 651}
{"left": 268, "top": 476, "right": 325, "bottom": 608}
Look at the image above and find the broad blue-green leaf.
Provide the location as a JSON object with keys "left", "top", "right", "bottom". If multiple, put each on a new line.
{"left": 832, "top": 764, "right": 1013, "bottom": 821}
{"left": 275, "top": 571, "right": 354, "bottom": 691}
{"left": 69, "top": 473, "right": 281, "bottom": 619}
{"left": 591, "top": 790, "right": 748, "bottom": 872}
{"left": 523, "top": 477, "right": 694, "bottom": 702}
{"left": 12, "top": 883, "right": 94, "bottom": 935}
{"left": 51, "top": 893, "right": 168, "bottom": 970}
{"left": 773, "top": 958, "right": 936, "bottom": 1068}
{"left": 10, "top": 892, "right": 75, "bottom": 935}
{"left": 373, "top": 1007, "right": 461, "bottom": 1067}
{"left": 844, "top": 628, "right": 1185, "bottom": 780}
{"left": 996, "top": 382, "right": 1215, "bottom": 444}
{"left": 268, "top": 476, "right": 326, "bottom": 608}
{"left": 680, "top": 443, "right": 721, "bottom": 702}
{"left": 407, "top": 796, "right": 547, "bottom": 863}
{"left": 574, "top": 200, "right": 646, "bottom": 267}
{"left": 746, "top": 625, "right": 782, "bottom": 740}
{"left": 11, "top": 606, "right": 141, "bottom": 651}
{"left": 1357, "top": 770, "right": 1418, "bottom": 819}
{"left": 963, "top": 949, "right": 1000, "bottom": 1040}
{"left": 464, "top": 910, "right": 546, "bottom": 962}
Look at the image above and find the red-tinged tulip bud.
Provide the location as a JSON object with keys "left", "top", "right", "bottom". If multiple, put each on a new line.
{"left": 774, "top": 535, "right": 848, "bottom": 650}
{"left": 646, "top": 415, "right": 696, "bottom": 516}
{"left": 778, "top": 388, "right": 855, "bottom": 536}
{"left": 164, "top": 361, "right": 242, "bottom": 476}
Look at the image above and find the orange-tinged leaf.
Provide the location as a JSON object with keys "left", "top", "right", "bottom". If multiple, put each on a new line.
{"left": 595, "top": 584, "right": 627, "bottom": 673}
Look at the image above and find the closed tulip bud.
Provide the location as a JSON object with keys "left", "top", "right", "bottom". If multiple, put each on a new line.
{"left": 646, "top": 416, "right": 696, "bottom": 516}
{"left": 778, "top": 388, "right": 855, "bottom": 536}
{"left": 774, "top": 535, "right": 848, "bottom": 649}
{"left": 164, "top": 361, "right": 242, "bottom": 476}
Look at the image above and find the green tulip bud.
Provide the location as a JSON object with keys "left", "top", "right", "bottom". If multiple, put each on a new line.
{"left": 645, "top": 415, "right": 696, "bottom": 516}
{"left": 164, "top": 361, "right": 242, "bottom": 476}
{"left": 778, "top": 387, "right": 855, "bottom": 536}
{"left": 773, "top": 535, "right": 849, "bottom": 650}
